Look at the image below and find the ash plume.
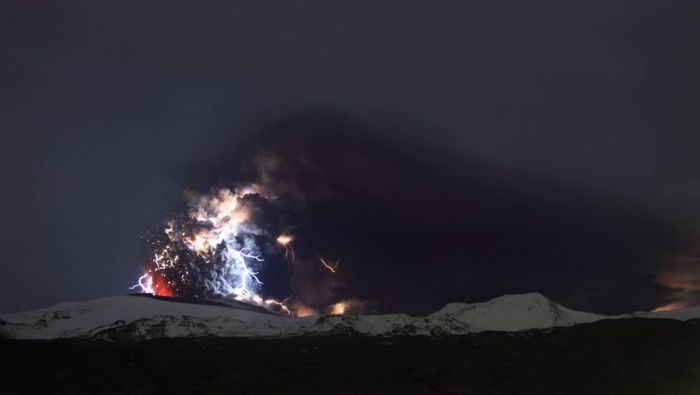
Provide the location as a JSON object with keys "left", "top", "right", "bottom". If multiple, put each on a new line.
{"left": 131, "top": 148, "right": 364, "bottom": 316}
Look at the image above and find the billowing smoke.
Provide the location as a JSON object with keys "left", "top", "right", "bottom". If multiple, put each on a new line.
{"left": 130, "top": 148, "right": 365, "bottom": 316}
{"left": 132, "top": 186, "right": 293, "bottom": 313}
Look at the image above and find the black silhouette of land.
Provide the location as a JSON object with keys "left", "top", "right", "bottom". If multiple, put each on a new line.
{"left": 2, "top": 318, "right": 700, "bottom": 394}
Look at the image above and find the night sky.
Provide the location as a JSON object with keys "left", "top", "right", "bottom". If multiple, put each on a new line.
{"left": 2, "top": 1, "right": 700, "bottom": 315}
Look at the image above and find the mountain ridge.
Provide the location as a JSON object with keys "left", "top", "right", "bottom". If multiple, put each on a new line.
{"left": 1, "top": 293, "right": 696, "bottom": 341}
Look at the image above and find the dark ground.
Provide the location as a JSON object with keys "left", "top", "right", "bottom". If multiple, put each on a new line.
{"left": 2, "top": 318, "right": 700, "bottom": 394}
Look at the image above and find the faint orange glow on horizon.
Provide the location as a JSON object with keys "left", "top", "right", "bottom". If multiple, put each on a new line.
{"left": 295, "top": 304, "right": 319, "bottom": 317}
{"left": 331, "top": 302, "right": 346, "bottom": 315}
{"left": 653, "top": 257, "right": 700, "bottom": 312}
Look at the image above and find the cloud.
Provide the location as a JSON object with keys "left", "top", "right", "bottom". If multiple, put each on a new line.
{"left": 655, "top": 255, "right": 700, "bottom": 311}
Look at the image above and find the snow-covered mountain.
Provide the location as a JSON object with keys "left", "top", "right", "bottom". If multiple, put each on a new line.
{"left": 0, "top": 293, "right": 696, "bottom": 340}
{"left": 425, "top": 293, "right": 605, "bottom": 332}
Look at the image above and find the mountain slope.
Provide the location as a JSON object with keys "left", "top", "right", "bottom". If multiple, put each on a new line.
{"left": 0, "top": 295, "right": 311, "bottom": 340}
{"left": 426, "top": 292, "right": 604, "bottom": 332}
{"left": 3, "top": 319, "right": 700, "bottom": 395}
{"left": 1, "top": 292, "right": 697, "bottom": 340}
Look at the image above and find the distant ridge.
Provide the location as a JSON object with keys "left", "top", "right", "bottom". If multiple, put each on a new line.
{"left": 1, "top": 293, "right": 696, "bottom": 341}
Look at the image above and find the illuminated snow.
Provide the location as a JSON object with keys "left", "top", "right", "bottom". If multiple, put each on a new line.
{"left": 2, "top": 293, "right": 698, "bottom": 340}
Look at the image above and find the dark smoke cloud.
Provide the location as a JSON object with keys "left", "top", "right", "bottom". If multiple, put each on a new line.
{"left": 184, "top": 110, "right": 678, "bottom": 315}
{"left": 3, "top": 0, "right": 699, "bottom": 315}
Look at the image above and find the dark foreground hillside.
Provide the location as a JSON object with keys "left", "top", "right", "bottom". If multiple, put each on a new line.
{"left": 1, "top": 318, "right": 700, "bottom": 394}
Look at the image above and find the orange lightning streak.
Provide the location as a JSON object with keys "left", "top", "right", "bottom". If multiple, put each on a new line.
{"left": 276, "top": 234, "right": 295, "bottom": 262}
{"left": 319, "top": 257, "right": 339, "bottom": 273}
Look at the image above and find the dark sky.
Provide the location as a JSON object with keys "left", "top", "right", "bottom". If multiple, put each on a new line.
{"left": 2, "top": 0, "right": 700, "bottom": 315}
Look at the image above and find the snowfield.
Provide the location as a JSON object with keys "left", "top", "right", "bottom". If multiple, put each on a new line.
{"left": 0, "top": 292, "right": 696, "bottom": 340}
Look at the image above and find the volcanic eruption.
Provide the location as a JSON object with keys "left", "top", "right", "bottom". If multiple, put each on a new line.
{"left": 131, "top": 186, "right": 293, "bottom": 314}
